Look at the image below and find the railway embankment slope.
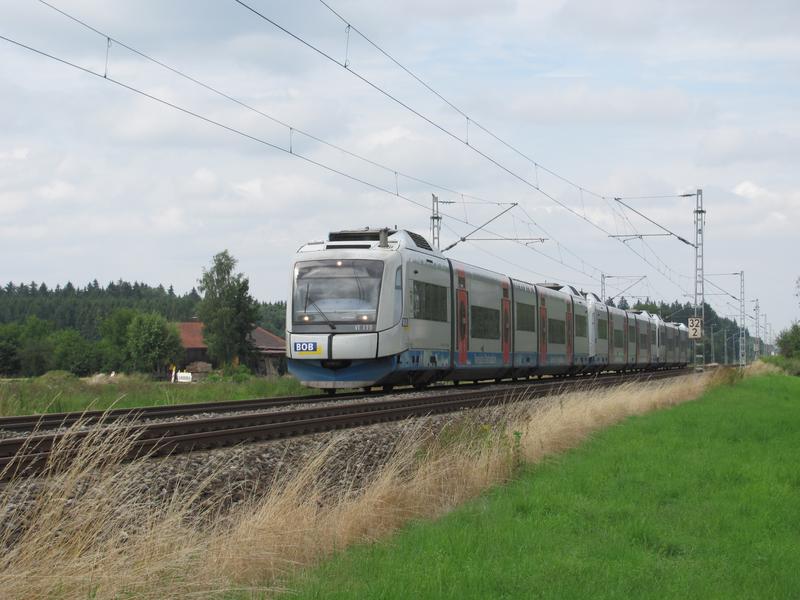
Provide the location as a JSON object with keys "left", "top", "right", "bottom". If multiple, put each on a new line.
{"left": 285, "top": 372, "right": 800, "bottom": 599}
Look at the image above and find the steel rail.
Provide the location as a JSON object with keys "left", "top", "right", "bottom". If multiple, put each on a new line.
{"left": 0, "top": 369, "right": 687, "bottom": 482}
{"left": 0, "top": 369, "right": 664, "bottom": 432}
{"left": 0, "top": 390, "right": 368, "bottom": 432}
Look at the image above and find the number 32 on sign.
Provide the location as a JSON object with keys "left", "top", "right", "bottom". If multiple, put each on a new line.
{"left": 688, "top": 317, "right": 702, "bottom": 339}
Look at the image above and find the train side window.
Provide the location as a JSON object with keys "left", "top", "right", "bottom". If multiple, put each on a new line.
{"left": 628, "top": 325, "right": 635, "bottom": 343}
{"left": 471, "top": 305, "right": 500, "bottom": 339}
{"left": 574, "top": 314, "right": 587, "bottom": 338}
{"left": 639, "top": 333, "right": 648, "bottom": 349}
{"left": 394, "top": 267, "right": 403, "bottom": 323}
{"left": 597, "top": 318, "right": 608, "bottom": 340}
{"left": 411, "top": 280, "right": 448, "bottom": 322}
{"left": 547, "top": 318, "right": 566, "bottom": 344}
{"left": 613, "top": 329, "right": 624, "bottom": 348}
{"left": 516, "top": 302, "right": 536, "bottom": 332}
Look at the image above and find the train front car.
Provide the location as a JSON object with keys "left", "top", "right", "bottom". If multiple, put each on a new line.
{"left": 286, "top": 228, "right": 409, "bottom": 390}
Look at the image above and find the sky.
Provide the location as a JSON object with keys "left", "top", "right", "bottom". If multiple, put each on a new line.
{"left": 1, "top": 0, "right": 798, "bottom": 339}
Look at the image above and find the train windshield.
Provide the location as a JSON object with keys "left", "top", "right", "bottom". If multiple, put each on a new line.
{"left": 293, "top": 259, "right": 384, "bottom": 325}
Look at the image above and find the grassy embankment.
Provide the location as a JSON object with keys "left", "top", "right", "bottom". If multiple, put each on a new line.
{"left": 0, "top": 371, "right": 312, "bottom": 416}
{"left": 762, "top": 354, "right": 800, "bottom": 375}
{"left": 2, "top": 366, "right": 790, "bottom": 598}
{"left": 285, "top": 370, "right": 800, "bottom": 599}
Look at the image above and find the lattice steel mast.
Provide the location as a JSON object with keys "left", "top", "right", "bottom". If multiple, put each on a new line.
{"left": 693, "top": 189, "right": 705, "bottom": 369}
{"left": 739, "top": 271, "right": 746, "bottom": 367}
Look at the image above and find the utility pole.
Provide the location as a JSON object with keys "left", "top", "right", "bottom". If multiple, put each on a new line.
{"left": 723, "top": 327, "right": 727, "bottom": 364}
{"left": 710, "top": 325, "right": 716, "bottom": 363}
{"left": 753, "top": 299, "right": 760, "bottom": 359}
{"left": 739, "top": 270, "right": 746, "bottom": 367}
{"left": 601, "top": 273, "right": 606, "bottom": 302}
{"left": 693, "top": 188, "right": 705, "bottom": 369}
{"left": 430, "top": 194, "right": 442, "bottom": 250}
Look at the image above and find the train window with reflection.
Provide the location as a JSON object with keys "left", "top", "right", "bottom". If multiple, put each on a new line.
{"left": 516, "top": 302, "right": 536, "bottom": 332}
{"left": 547, "top": 318, "right": 566, "bottom": 344}
{"left": 574, "top": 314, "right": 587, "bottom": 338}
{"left": 411, "top": 280, "right": 448, "bottom": 322}
{"left": 597, "top": 318, "right": 608, "bottom": 340}
{"left": 292, "top": 259, "right": 384, "bottom": 325}
{"left": 471, "top": 305, "right": 500, "bottom": 339}
{"left": 613, "top": 329, "right": 624, "bottom": 348}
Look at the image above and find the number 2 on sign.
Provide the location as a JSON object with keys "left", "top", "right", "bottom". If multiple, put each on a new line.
{"left": 688, "top": 317, "right": 702, "bottom": 339}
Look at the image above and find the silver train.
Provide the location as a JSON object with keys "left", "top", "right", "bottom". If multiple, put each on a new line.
{"left": 286, "top": 228, "right": 689, "bottom": 390}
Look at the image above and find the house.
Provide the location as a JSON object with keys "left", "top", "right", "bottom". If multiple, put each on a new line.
{"left": 249, "top": 326, "right": 287, "bottom": 376}
{"left": 176, "top": 321, "right": 286, "bottom": 376}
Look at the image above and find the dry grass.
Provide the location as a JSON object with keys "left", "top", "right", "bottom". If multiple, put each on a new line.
{"left": 0, "top": 371, "right": 726, "bottom": 598}
{"left": 745, "top": 359, "right": 784, "bottom": 377}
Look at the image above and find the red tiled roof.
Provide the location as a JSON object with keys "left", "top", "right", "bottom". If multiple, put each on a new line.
{"left": 250, "top": 326, "right": 285, "bottom": 350}
{"left": 177, "top": 323, "right": 284, "bottom": 351}
{"left": 177, "top": 322, "right": 207, "bottom": 349}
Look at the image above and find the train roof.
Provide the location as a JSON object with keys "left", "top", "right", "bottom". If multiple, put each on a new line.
{"left": 299, "top": 228, "right": 443, "bottom": 256}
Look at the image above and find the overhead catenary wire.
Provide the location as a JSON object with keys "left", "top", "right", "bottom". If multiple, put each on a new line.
{"left": 26, "top": 0, "right": 621, "bottom": 291}
{"left": 34, "top": 0, "right": 623, "bottom": 287}
{"left": 316, "top": 0, "right": 699, "bottom": 268}
{"left": 34, "top": 0, "right": 508, "bottom": 210}
{"left": 10, "top": 3, "right": 688, "bottom": 305}
{"left": 0, "top": 30, "right": 612, "bottom": 297}
{"left": 236, "top": 0, "right": 694, "bottom": 299}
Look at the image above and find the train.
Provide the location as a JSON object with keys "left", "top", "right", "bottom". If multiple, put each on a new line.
{"left": 286, "top": 228, "right": 689, "bottom": 390}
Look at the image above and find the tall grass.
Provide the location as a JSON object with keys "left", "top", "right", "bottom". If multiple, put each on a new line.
{"left": 0, "top": 371, "right": 312, "bottom": 417}
{"left": 0, "top": 371, "right": 723, "bottom": 598}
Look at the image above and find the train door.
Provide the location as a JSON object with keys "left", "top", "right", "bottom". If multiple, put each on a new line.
{"left": 456, "top": 270, "right": 469, "bottom": 365}
{"left": 565, "top": 296, "right": 574, "bottom": 365}
{"left": 501, "top": 284, "right": 511, "bottom": 365}
{"left": 623, "top": 313, "right": 628, "bottom": 365}
{"left": 538, "top": 291, "right": 548, "bottom": 365}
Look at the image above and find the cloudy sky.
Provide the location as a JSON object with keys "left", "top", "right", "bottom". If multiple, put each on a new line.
{"left": 2, "top": 0, "right": 798, "bottom": 337}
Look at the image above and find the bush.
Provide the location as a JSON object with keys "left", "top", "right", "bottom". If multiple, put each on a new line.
{"left": 763, "top": 355, "right": 800, "bottom": 376}
{"left": 776, "top": 322, "right": 800, "bottom": 359}
{"left": 222, "top": 363, "right": 252, "bottom": 383}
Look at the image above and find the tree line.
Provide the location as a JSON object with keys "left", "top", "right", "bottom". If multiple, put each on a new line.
{"left": 0, "top": 252, "right": 287, "bottom": 377}
{"left": 0, "top": 266, "right": 779, "bottom": 377}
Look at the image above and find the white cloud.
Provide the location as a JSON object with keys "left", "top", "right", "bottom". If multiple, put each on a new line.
{"left": 38, "top": 180, "right": 76, "bottom": 201}
{"left": 733, "top": 181, "right": 772, "bottom": 201}
{"left": 0, "top": 147, "right": 29, "bottom": 160}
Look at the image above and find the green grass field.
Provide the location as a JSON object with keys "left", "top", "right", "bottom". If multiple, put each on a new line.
{"left": 285, "top": 374, "right": 800, "bottom": 599}
{"left": 0, "top": 372, "right": 312, "bottom": 416}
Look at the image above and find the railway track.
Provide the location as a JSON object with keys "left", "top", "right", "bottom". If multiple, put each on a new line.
{"left": 0, "top": 369, "right": 688, "bottom": 482}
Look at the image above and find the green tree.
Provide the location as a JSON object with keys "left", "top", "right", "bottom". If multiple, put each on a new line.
{"left": 18, "top": 316, "right": 54, "bottom": 376}
{"left": 258, "top": 301, "right": 287, "bottom": 336}
{"left": 776, "top": 323, "right": 800, "bottom": 358}
{"left": 50, "top": 328, "right": 97, "bottom": 375}
{"left": 98, "top": 308, "right": 138, "bottom": 371}
{"left": 0, "top": 322, "right": 22, "bottom": 375}
{"left": 126, "top": 313, "right": 183, "bottom": 374}
{"left": 197, "top": 251, "right": 259, "bottom": 366}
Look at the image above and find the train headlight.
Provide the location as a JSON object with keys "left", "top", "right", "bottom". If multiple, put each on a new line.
{"left": 303, "top": 315, "right": 310, "bottom": 322}
{"left": 360, "top": 315, "right": 369, "bottom": 321}
{"left": 336, "top": 260, "right": 343, "bottom": 266}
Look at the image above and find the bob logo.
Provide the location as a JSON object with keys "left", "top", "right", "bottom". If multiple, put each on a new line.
{"left": 294, "top": 341, "right": 321, "bottom": 355}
